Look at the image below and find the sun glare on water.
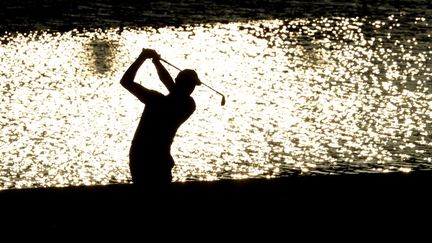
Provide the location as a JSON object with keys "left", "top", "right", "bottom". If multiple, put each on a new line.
{"left": 0, "top": 16, "right": 431, "bottom": 189}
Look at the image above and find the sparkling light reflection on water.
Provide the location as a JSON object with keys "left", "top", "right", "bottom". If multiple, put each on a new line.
{"left": 1, "top": 16, "right": 431, "bottom": 189}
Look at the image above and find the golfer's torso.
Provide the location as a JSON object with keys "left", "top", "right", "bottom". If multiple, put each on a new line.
{"left": 132, "top": 94, "right": 195, "bottom": 150}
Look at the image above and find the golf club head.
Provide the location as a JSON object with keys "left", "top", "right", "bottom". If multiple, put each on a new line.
{"left": 221, "top": 96, "right": 226, "bottom": 106}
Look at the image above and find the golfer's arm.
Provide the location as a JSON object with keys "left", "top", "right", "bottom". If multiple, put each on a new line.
{"left": 153, "top": 59, "right": 175, "bottom": 93}
{"left": 120, "top": 54, "right": 147, "bottom": 88}
{"left": 120, "top": 55, "right": 153, "bottom": 102}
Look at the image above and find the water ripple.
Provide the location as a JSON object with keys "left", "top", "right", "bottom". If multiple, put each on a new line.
{"left": 1, "top": 14, "right": 431, "bottom": 189}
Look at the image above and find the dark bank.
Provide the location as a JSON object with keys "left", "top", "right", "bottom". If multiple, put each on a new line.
{"left": 1, "top": 171, "right": 431, "bottom": 232}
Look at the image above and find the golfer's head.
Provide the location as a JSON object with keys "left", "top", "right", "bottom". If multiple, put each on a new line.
{"left": 175, "top": 69, "right": 201, "bottom": 95}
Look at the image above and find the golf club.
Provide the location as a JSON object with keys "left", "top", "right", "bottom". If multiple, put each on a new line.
{"left": 159, "top": 58, "right": 226, "bottom": 106}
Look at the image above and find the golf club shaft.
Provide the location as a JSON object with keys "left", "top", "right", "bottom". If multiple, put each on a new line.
{"left": 159, "top": 58, "right": 226, "bottom": 98}
{"left": 200, "top": 82, "right": 224, "bottom": 97}
{"left": 159, "top": 58, "right": 182, "bottom": 72}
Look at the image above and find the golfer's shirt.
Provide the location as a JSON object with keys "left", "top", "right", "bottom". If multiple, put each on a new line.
{"left": 132, "top": 90, "right": 196, "bottom": 152}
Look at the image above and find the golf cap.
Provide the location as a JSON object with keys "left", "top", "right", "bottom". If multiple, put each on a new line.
{"left": 177, "top": 69, "right": 201, "bottom": 86}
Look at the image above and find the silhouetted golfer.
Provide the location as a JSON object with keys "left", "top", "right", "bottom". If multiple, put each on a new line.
{"left": 120, "top": 48, "right": 201, "bottom": 187}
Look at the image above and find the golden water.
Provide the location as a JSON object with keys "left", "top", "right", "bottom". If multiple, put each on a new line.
{"left": 1, "top": 16, "right": 431, "bottom": 189}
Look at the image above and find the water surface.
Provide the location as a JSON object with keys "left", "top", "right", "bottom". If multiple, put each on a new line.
{"left": 1, "top": 14, "right": 431, "bottom": 190}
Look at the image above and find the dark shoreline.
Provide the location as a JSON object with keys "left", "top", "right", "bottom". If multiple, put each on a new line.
{"left": 1, "top": 171, "right": 431, "bottom": 233}
{"left": 1, "top": 0, "right": 431, "bottom": 33}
